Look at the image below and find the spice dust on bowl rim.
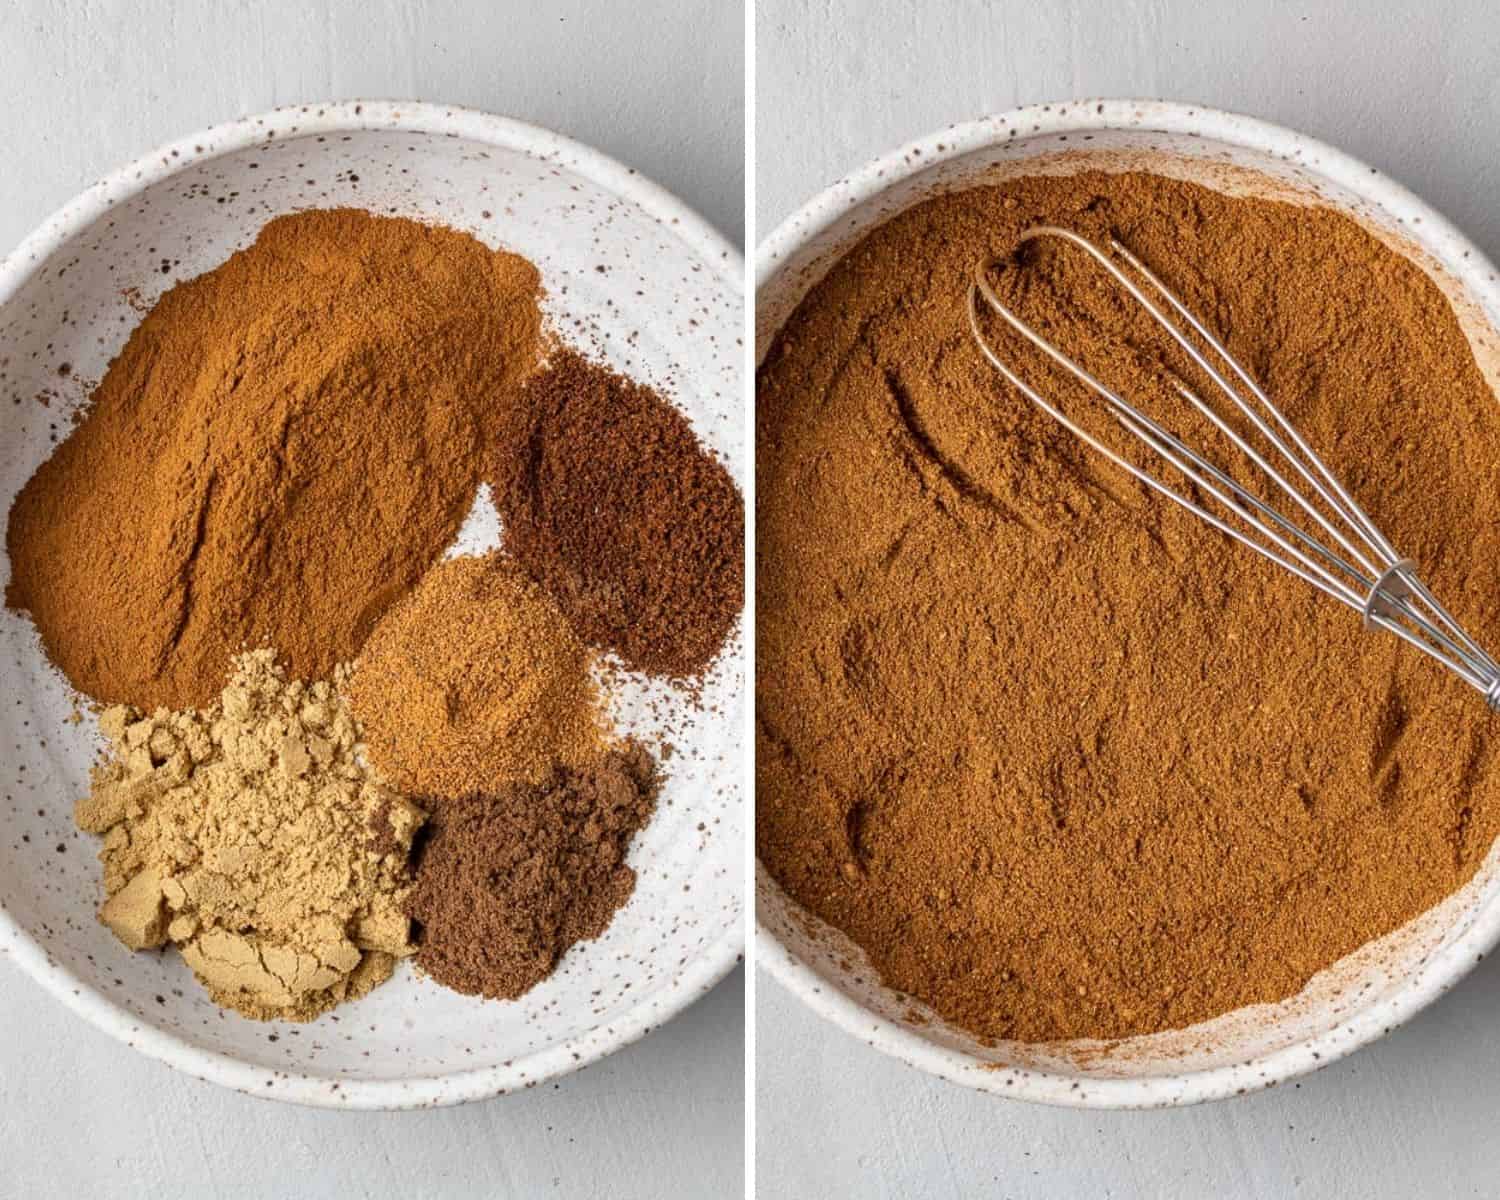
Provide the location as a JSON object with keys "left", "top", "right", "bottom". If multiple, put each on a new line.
{"left": 755, "top": 98, "right": 1500, "bottom": 1108}
{"left": 0, "top": 100, "right": 745, "bottom": 1109}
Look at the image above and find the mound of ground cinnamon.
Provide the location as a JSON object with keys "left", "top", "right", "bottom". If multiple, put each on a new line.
{"left": 6, "top": 208, "right": 541, "bottom": 710}
{"left": 405, "top": 744, "right": 659, "bottom": 999}
{"left": 756, "top": 170, "right": 1500, "bottom": 1043}
{"left": 494, "top": 348, "right": 745, "bottom": 679}
{"left": 349, "top": 551, "right": 605, "bottom": 798}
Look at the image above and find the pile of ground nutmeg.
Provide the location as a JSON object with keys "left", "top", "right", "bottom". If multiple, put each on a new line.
{"left": 349, "top": 551, "right": 606, "bottom": 797}
{"left": 756, "top": 169, "right": 1500, "bottom": 1044}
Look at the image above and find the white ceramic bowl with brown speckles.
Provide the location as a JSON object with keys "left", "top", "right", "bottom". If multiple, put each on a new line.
{"left": 0, "top": 100, "right": 745, "bottom": 1109}
{"left": 756, "top": 98, "right": 1500, "bottom": 1108}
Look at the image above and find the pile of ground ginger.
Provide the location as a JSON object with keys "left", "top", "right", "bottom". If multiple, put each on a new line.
{"left": 80, "top": 652, "right": 423, "bottom": 1020}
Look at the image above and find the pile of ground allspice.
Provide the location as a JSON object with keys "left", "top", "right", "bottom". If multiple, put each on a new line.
{"left": 404, "top": 744, "right": 660, "bottom": 1000}
{"left": 5, "top": 207, "right": 742, "bottom": 1019}
{"left": 495, "top": 348, "right": 746, "bottom": 679}
{"left": 757, "top": 170, "right": 1500, "bottom": 1044}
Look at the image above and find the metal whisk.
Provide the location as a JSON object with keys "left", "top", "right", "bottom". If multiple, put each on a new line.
{"left": 967, "top": 226, "right": 1500, "bottom": 711}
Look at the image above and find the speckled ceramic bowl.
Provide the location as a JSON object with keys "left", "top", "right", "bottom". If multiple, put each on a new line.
{"left": 756, "top": 98, "right": 1500, "bottom": 1107}
{"left": 0, "top": 101, "right": 745, "bottom": 1109}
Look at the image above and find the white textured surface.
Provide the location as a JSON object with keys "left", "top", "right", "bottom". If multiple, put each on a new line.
{"left": 757, "top": 0, "right": 1500, "bottom": 1195}
{"left": 0, "top": 0, "right": 743, "bottom": 1194}
{"left": 2, "top": 955, "right": 744, "bottom": 1198}
{"left": 757, "top": 0, "right": 1500, "bottom": 264}
{"left": 759, "top": 968, "right": 1500, "bottom": 1197}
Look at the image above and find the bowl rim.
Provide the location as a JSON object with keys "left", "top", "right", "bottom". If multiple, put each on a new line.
{"left": 0, "top": 97, "right": 745, "bottom": 1111}
{"left": 754, "top": 95, "right": 1500, "bottom": 1108}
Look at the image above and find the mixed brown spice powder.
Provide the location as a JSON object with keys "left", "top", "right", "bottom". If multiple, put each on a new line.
{"left": 756, "top": 170, "right": 1500, "bottom": 1043}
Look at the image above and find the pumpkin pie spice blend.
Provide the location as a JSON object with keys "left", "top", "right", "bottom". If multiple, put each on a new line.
{"left": 756, "top": 170, "right": 1500, "bottom": 1043}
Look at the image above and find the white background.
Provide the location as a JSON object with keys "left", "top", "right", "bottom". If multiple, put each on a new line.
{"left": 0, "top": 2, "right": 744, "bottom": 1197}
{"left": 757, "top": 1, "right": 1500, "bottom": 1196}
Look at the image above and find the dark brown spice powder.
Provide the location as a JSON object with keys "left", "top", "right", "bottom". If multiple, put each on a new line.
{"left": 493, "top": 348, "right": 745, "bottom": 680}
{"left": 756, "top": 169, "right": 1500, "bottom": 1043}
{"left": 405, "top": 744, "right": 659, "bottom": 1000}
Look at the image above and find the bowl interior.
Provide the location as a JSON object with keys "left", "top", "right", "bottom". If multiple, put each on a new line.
{"left": 0, "top": 114, "right": 745, "bottom": 1104}
{"left": 755, "top": 118, "right": 1500, "bottom": 1103}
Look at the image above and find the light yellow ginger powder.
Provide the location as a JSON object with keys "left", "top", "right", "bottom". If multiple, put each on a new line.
{"left": 76, "top": 649, "right": 425, "bottom": 1021}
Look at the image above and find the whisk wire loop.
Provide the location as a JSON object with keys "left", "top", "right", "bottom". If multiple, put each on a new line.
{"left": 968, "top": 227, "right": 1500, "bottom": 708}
